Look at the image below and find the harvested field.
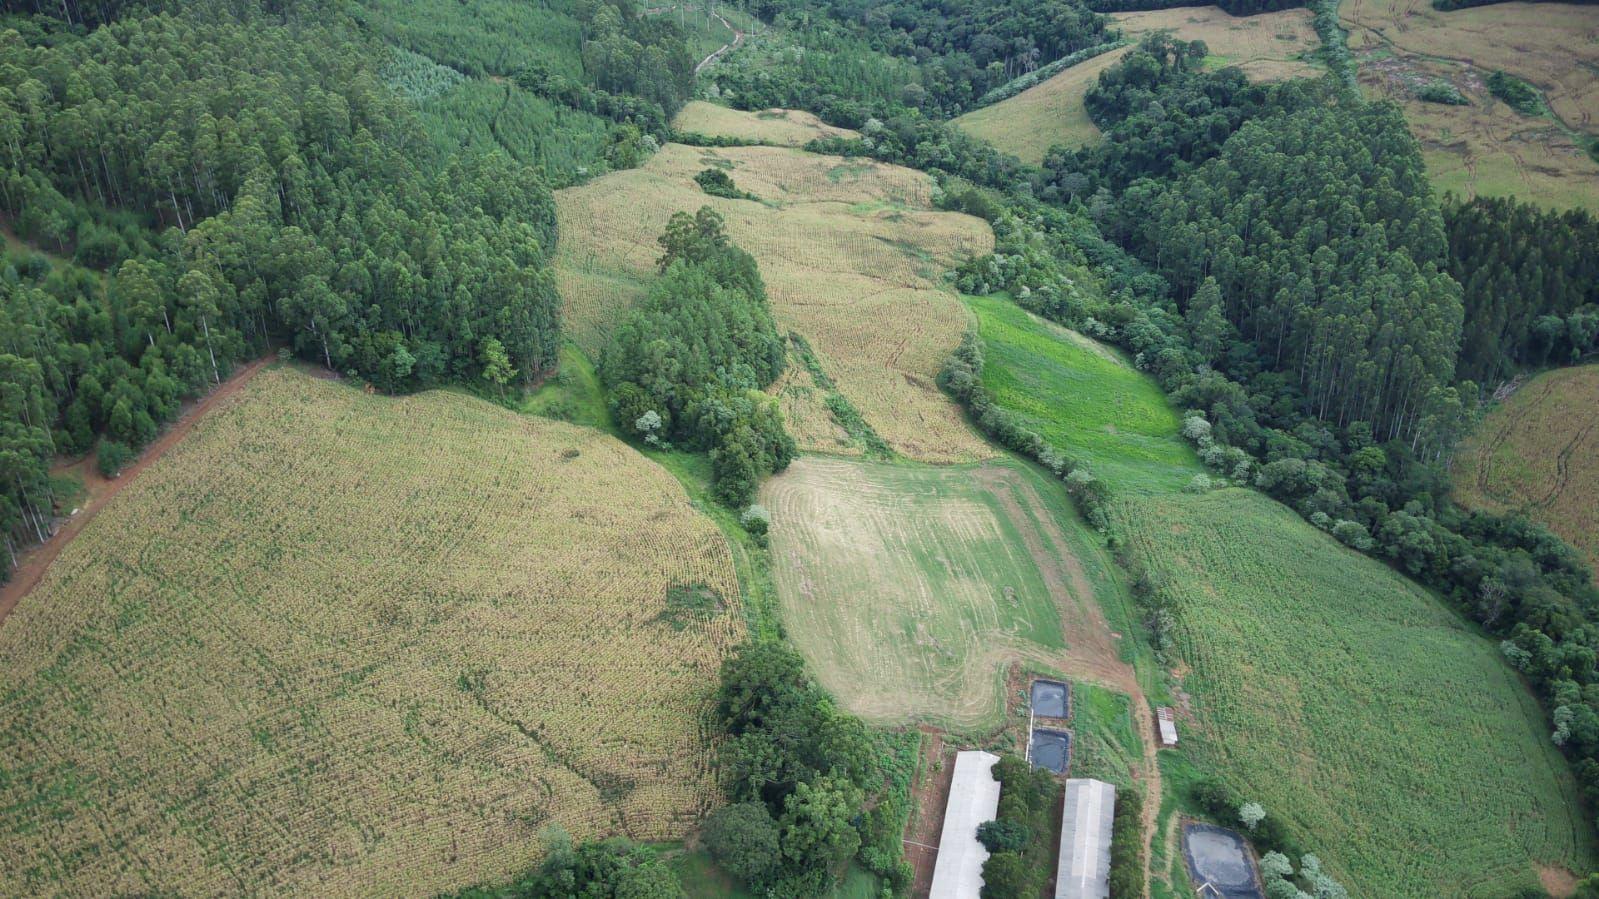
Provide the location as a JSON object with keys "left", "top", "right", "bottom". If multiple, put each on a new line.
{"left": 672, "top": 101, "right": 860, "bottom": 146}
{"left": 0, "top": 367, "right": 742, "bottom": 897}
{"left": 555, "top": 141, "right": 995, "bottom": 462}
{"left": 953, "top": 6, "right": 1320, "bottom": 164}
{"left": 1343, "top": 0, "right": 1599, "bottom": 209}
{"left": 1112, "top": 6, "right": 1321, "bottom": 82}
{"left": 762, "top": 455, "right": 1133, "bottom": 729}
{"left": 952, "top": 47, "right": 1134, "bottom": 162}
{"left": 1453, "top": 364, "right": 1599, "bottom": 579}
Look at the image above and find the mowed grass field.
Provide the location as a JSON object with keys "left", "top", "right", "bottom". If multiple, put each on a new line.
{"left": 0, "top": 367, "right": 743, "bottom": 897}
{"left": 762, "top": 456, "right": 1133, "bottom": 729}
{"left": 969, "top": 294, "right": 1202, "bottom": 493}
{"left": 555, "top": 138, "right": 996, "bottom": 462}
{"left": 1343, "top": 0, "right": 1599, "bottom": 210}
{"left": 1454, "top": 364, "right": 1599, "bottom": 579}
{"left": 673, "top": 101, "right": 860, "bottom": 146}
{"left": 953, "top": 6, "right": 1319, "bottom": 163}
{"left": 973, "top": 297, "right": 1596, "bottom": 895}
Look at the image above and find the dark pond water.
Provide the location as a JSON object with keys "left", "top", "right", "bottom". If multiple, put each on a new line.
{"left": 1182, "top": 823, "right": 1263, "bottom": 899}
{"left": 1030, "top": 679, "right": 1070, "bottom": 718}
{"left": 1028, "top": 728, "right": 1071, "bottom": 773}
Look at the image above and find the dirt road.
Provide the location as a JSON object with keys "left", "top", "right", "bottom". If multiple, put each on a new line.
{"left": 0, "top": 356, "right": 273, "bottom": 625}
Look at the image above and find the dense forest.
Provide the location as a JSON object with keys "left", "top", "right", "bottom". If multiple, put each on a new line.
{"left": 0, "top": 0, "right": 698, "bottom": 571}
{"left": 1085, "top": 0, "right": 1304, "bottom": 13}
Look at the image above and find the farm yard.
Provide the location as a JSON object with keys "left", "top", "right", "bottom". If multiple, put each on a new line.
{"left": 1453, "top": 364, "right": 1599, "bottom": 579}
{"left": 673, "top": 101, "right": 860, "bottom": 146}
{"left": 972, "top": 295, "right": 1597, "bottom": 896}
{"left": 953, "top": 5, "right": 1320, "bottom": 163}
{"left": 1342, "top": 0, "right": 1599, "bottom": 210}
{"left": 0, "top": 368, "right": 743, "bottom": 897}
{"left": 554, "top": 139, "right": 996, "bottom": 463}
{"left": 761, "top": 456, "right": 1134, "bottom": 729}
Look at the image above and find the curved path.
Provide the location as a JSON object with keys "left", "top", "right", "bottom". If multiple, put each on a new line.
{"left": 0, "top": 356, "right": 273, "bottom": 625}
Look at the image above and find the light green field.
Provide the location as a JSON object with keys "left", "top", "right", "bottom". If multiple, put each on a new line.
{"left": 762, "top": 454, "right": 1136, "bottom": 730}
{"left": 951, "top": 47, "right": 1133, "bottom": 163}
{"left": 970, "top": 294, "right": 1203, "bottom": 493}
{"left": 973, "top": 295, "right": 1597, "bottom": 896}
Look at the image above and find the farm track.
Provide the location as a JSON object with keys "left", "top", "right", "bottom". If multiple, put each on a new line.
{"left": 0, "top": 355, "right": 272, "bottom": 625}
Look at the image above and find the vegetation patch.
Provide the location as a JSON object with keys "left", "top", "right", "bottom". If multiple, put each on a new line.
{"left": 672, "top": 102, "right": 861, "bottom": 147}
{"left": 762, "top": 455, "right": 1126, "bottom": 729}
{"left": 0, "top": 368, "right": 743, "bottom": 896}
{"left": 1454, "top": 364, "right": 1599, "bottom": 579}
{"left": 658, "top": 583, "right": 728, "bottom": 630}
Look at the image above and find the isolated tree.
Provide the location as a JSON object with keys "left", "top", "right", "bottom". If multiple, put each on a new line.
{"left": 479, "top": 337, "right": 516, "bottom": 397}
{"left": 1239, "top": 802, "right": 1266, "bottom": 831}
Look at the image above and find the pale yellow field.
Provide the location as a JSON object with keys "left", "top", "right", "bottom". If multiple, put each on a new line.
{"left": 1454, "top": 365, "right": 1599, "bottom": 581}
{"left": 952, "top": 47, "right": 1133, "bottom": 162}
{"left": 0, "top": 367, "right": 742, "bottom": 897}
{"left": 673, "top": 101, "right": 861, "bottom": 146}
{"left": 556, "top": 142, "right": 996, "bottom": 462}
{"left": 1343, "top": 0, "right": 1599, "bottom": 209}
{"left": 1113, "top": 6, "right": 1321, "bottom": 82}
{"left": 954, "top": 6, "right": 1319, "bottom": 164}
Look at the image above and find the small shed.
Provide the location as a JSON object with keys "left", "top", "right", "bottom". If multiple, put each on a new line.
{"left": 1056, "top": 778, "right": 1116, "bottom": 899}
{"left": 1156, "top": 707, "right": 1179, "bottom": 747}
{"left": 929, "top": 750, "right": 1003, "bottom": 899}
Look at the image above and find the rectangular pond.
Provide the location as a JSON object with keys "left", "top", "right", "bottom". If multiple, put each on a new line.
{"left": 1182, "top": 822, "right": 1263, "bottom": 899}
{"left": 1030, "top": 679, "right": 1070, "bottom": 718}
{"left": 1028, "top": 728, "right": 1071, "bottom": 774}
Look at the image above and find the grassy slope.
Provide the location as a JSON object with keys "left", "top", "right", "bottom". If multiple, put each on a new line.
{"left": 1453, "top": 364, "right": 1599, "bottom": 580}
{"left": 952, "top": 47, "right": 1133, "bottom": 163}
{"left": 972, "top": 295, "right": 1596, "bottom": 895}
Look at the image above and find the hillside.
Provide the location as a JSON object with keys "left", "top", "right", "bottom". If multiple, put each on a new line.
{"left": 554, "top": 139, "right": 995, "bottom": 462}
{"left": 952, "top": 6, "right": 1319, "bottom": 163}
{"left": 1454, "top": 365, "right": 1599, "bottom": 580}
{"left": 0, "top": 368, "right": 742, "bottom": 896}
{"left": 969, "top": 295, "right": 1597, "bottom": 895}
{"left": 1343, "top": 0, "right": 1599, "bottom": 210}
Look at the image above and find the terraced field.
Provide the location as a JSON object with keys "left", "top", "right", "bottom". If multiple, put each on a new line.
{"left": 1454, "top": 364, "right": 1599, "bottom": 579}
{"left": 1343, "top": 0, "right": 1599, "bottom": 210}
{"left": 762, "top": 455, "right": 1134, "bottom": 729}
{"left": 973, "top": 295, "right": 1596, "bottom": 896}
{"left": 555, "top": 138, "right": 995, "bottom": 462}
{"left": 0, "top": 367, "right": 742, "bottom": 897}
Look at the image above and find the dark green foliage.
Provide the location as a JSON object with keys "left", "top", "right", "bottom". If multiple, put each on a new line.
{"left": 1443, "top": 195, "right": 1599, "bottom": 381}
{"left": 711, "top": 642, "right": 897, "bottom": 894}
{"left": 94, "top": 438, "right": 134, "bottom": 478}
{"left": 974, "top": 41, "right": 1128, "bottom": 108}
{"left": 1416, "top": 79, "right": 1468, "bottom": 105}
{"left": 1107, "top": 790, "right": 1144, "bottom": 897}
{"left": 1190, "top": 779, "right": 1302, "bottom": 859}
{"left": 601, "top": 208, "right": 793, "bottom": 506}
{"left": 1088, "top": 0, "right": 1304, "bottom": 13}
{"left": 978, "top": 755, "right": 1059, "bottom": 898}
{"left": 1487, "top": 70, "right": 1543, "bottom": 115}
{"left": 975, "top": 818, "right": 1029, "bottom": 853}
{"left": 703, "top": 802, "right": 783, "bottom": 886}
{"left": 694, "top": 167, "right": 756, "bottom": 200}
{"left": 441, "top": 832, "right": 684, "bottom": 898}
{"left": 1432, "top": 0, "right": 1596, "bottom": 9}
{"left": 713, "top": 0, "right": 1113, "bottom": 118}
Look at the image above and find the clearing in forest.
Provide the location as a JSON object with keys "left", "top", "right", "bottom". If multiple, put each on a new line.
{"left": 953, "top": 5, "right": 1319, "bottom": 163}
{"left": 0, "top": 367, "right": 742, "bottom": 897}
{"left": 672, "top": 101, "right": 861, "bottom": 146}
{"left": 555, "top": 139, "right": 995, "bottom": 463}
{"left": 1453, "top": 364, "right": 1599, "bottom": 580}
{"left": 974, "top": 294, "right": 1597, "bottom": 896}
{"left": 1341, "top": 0, "right": 1599, "bottom": 210}
{"left": 761, "top": 455, "right": 1133, "bottom": 730}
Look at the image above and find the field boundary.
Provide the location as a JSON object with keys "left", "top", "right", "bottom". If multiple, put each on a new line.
{"left": 0, "top": 355, "right": 273, "bottom": 624}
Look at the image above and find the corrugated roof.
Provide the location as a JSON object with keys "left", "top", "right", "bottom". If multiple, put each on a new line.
{"left": 929, "top": 751, "right": 1002, "bottom": 899}
{"left": 1056, "top": 778, "right": 1116, "bottom": 899}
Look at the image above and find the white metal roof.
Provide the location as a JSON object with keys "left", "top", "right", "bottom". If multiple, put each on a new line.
{"left": 1056, "top": 778, "right": 1116, "bottom": 899}
{"left": 929, "top": 751, "right": 1002, "bottom": 899}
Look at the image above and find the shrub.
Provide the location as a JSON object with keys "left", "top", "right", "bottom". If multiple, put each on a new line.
{"left": 976, "top": 818, "right": 1030, "bottom": 853}
{"left": 1487, "top": 70, "right": 1542, "bottom": 115}
{"left": 695, "top": 167, "right": 757, "bottom": 200}
{"left": 1415, "top": 79, "right": 1468, "bottom": 105}
{"left": 96, "top": 439, "right": 135, "bottom": 478}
